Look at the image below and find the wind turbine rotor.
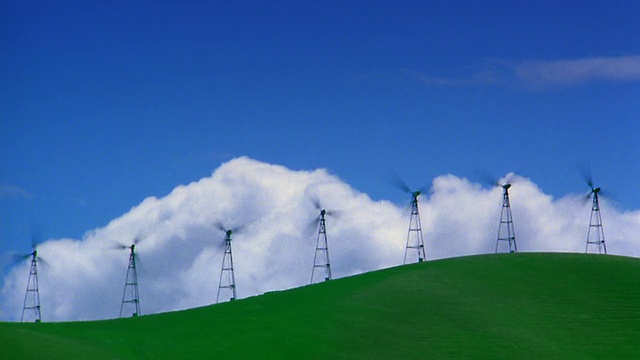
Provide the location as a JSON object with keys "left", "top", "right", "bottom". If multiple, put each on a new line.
{"left": 394, "top": 176, "right": 429, "bottom": 196}
{"left": 213, "top": 222, "right": 245, "bottom": 245}
{"left": 113, "top": 243, "right": 129, "bottom": 250}
{"left": 581, "top": 169, "right": 605, "bottom": 198}
{"left": 12, "top": 252, "right": 32, "bottom": 263}
{"left": 585, "top": 175, "right": 594, "bottom": 190}
{"left": 29, "top": 225, "right": 46, "bottom": 250}
{"left": 214, "top": 222, "right": 243, "bottom": 234}
{"left": 12, "top": 243, "right": 46, "bottom": 265}
{"left": 579, "top": 164, "right": 595, "bottom": 189}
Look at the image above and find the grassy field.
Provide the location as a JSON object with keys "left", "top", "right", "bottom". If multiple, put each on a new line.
{"left": 2, "top": 252, "right": 640, "bottom": 359}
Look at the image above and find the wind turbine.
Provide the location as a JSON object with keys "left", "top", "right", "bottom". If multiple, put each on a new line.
{"left": 583, "top": 172, "right": 607, "bottom": 254}
{"left": 477, "top": 170, "right": 519, "bottom": 253}
{"left": 214, "top": 224, "right": 242, "bottom": 303}
{"left": 395, "top": 178, "right": 427, "bottom": 264}
{"left": 115, "top": 235, "right": 147, "bottom": 317}
{"left": 15, "top": 228, "right": 46, "bottom": 322}
{"left": 20, "top": 248, "right": 43, "bottom": 323}
{"left": 494, "top": 175, "right": 518, "bottom": 254}
{"left": 309, "top": 197, "right": 337, "bottom": 284}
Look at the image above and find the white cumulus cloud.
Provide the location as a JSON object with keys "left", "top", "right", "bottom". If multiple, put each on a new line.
{"left": 2, "top": 158, "right": 639, "bottom": 322}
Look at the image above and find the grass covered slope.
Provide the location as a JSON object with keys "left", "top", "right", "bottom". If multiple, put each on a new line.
{"left": 2, "top": 253, "right": 640, "bottom": 359}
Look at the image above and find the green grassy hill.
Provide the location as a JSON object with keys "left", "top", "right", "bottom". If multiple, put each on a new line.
{"left": 2, "top": 253, "right": 640, "bottom": 359}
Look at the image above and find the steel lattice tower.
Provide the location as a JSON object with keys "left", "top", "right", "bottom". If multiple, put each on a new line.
{"left": 120, "top": 244, "right": 141, "bottom": 317}
{"left": 217, "top": 230, "right": 237, "bottom": 303}
{"left": 21, "top": 250, "right": 41, "bottom": 323}
{"left": 495, "top": 184, "right": 517, "bottom": 253}
{"left": 404, "top": 191, "right": 426, "bottom": 264}
{"left": 311, "top": 209, "right": 332, "bottom": 283}
{"left": 585, "top": 188, "right": 607, "bottom": 254}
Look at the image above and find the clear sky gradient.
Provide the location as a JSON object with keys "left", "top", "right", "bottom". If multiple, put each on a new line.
{"left": 1, "top": 0, "right": 639, "bottom": 255}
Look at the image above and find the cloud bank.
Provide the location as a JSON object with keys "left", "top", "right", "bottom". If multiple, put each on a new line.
{"left": 514, "top": 55, "right": 640, "bottom": 86}
{"left": 0, "top": 185, "right": 32, "bottom": 199}
{"left": 406, "top": 55, "right": 640, "bottom": 88}
{"left": 2, "top": 157, "right": 639, "bottom": 322}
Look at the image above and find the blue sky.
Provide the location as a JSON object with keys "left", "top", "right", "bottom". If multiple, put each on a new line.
{"left": 1, "top": 0, "right": 639, "bottom": 257}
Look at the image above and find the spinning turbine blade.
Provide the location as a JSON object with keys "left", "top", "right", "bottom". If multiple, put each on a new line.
{"left": 214, "top": 222, "right": 227, "bottom": 233}
{"left": 232, "top": 224, "right": 245, "bottom": 234}
{"left": 579, "top": 164, "right": 594, "bottom": 190}
{"left": 30, "top": 225, "right": 46, "bottom": 249}
{"left": 473, "top": 168, "right": 501, "bottom": 187}
{"left": 392, "top": 176, "right": 412, "bottom": 194}
{"left": 417, "top": 185, "right": 430, "bottom": 195}
{"left": 133, "top": 231, "right": 153, "bottom": 245}
{"left": 305, "top": 217, "right": 320, "bottom": 234}
{"left": 36, "top": 255, "right": 48, "bottom": 267}
{"left": 113, "top": 243, "right": 129, "bottom": 250}
{"left": 310, "top": 195, "right": 322, "bottom": 211}
{"left": 324, "top": 209, "right": 338, "bottom": 217}
{"left": 19, "top": 252, "right": 32, "bottom": 261}
{"left": 503, "top": 173, "right": 515, "bottom": 186}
